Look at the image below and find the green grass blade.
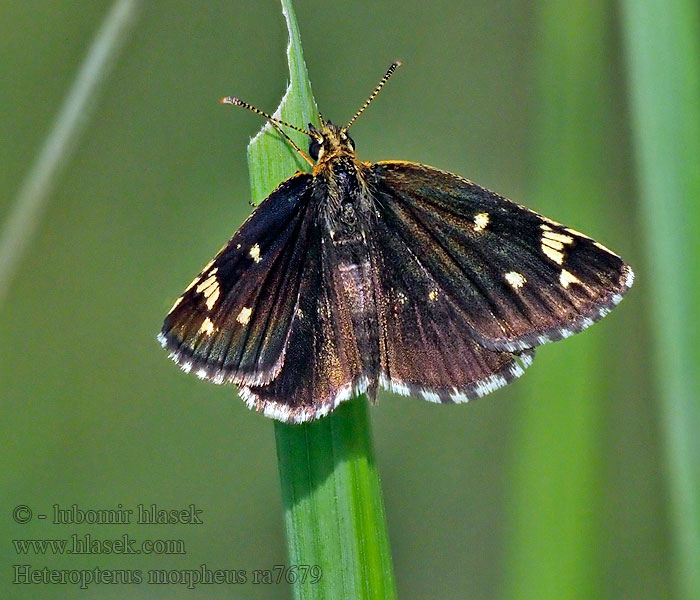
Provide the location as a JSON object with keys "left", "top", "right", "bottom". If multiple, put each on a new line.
{"left": 620, "top": 2, "right": 700, "bottom": 598}
{"left": 275, "top": 397, "right": 396, "bottom": 600}
{"left": 246, "top": 1, "right": 396, "bottom": 598}
{"left": 246, "top": 0, "right": 318, "bottom": 202}
{"left": 0, "top": 0, "right": 141, "bottom": 308}
{"left": 504, "top": 2, "right": 618, "bottom": 597}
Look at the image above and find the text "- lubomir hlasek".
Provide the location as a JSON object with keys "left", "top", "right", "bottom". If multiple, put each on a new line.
{"left": 51, "top": 504, "right": 203, "bottom": 524}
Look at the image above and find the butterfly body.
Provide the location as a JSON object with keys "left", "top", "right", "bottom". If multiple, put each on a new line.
{"left": 300, "top": 122, "right": 383, "bottom": 408}
{"left": 159, "top": 69, "right": 633, "bottom": 423}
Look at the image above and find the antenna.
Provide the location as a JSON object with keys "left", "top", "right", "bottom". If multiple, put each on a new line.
{"left": 221, "top": 96, "right": 315, "bottom": 166}
{"left": 221, "top": 96, "right": 314, "bottom": 137}
{"left": 342, "top": 61, "right": 402, "bottom": 133}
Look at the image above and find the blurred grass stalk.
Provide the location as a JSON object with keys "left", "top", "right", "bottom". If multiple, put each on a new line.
{"left": 620, "top": 2, "right": 700, "bottom": 598}
{"left": 0, "top": 0, "right": 141, "bottom": 308}
{"left": 505, "top": 2, "right": 615, "bottom": 598}
{"left": 245, "top": 1, "right": 396, "bottom": 598}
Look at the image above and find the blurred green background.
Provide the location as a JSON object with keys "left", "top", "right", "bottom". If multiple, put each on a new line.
{"left": 2, "top": 1, "right": 698, "bottom": 598}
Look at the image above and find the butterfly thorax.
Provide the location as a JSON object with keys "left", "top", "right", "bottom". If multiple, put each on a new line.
{"left": 310, "top": 123, "right": 372, "bottom": 235}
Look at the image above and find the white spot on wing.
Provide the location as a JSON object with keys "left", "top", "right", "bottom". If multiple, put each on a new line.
{"left": 474, "top": 212, "right": 490, "bottom": 232}
{"left": 542, "top": 244, "right": 564, "bottom": 264}
{"left": 559, "top": 269, "right": 582, "bottom": 288}
{"left": 196, "top": 275, "right": 217, "bottom": 293}
{"left": 236, "top": 306, "right": 252, "bottom": 325}
{"left": 540, "top": 228, "right": 574, "bottom": 264}
{"left": 505, "top": 271, "right": 526, "bottom": 289}
{"left": 198, "top": 317, "right": 215, "bottom": 336}
{"left": 196, "top": 275, "right": 221, "bottom": 310}
{"left": 543, "top": 230, "right": 574, "bottom": 245}
{"left": 502, "top": 340, "right": 530, "bottom": 352}
{"left": 541, "top": 237, "right": 565, "bottom": 251}
{"left": 335, "top": 385, "right": 352, "bottom": 404}
{"left": 249, "top": 243, "right": 262, "bottom": 263}
{"left": 205, "top": 287, "right": 220, "bottom": 310}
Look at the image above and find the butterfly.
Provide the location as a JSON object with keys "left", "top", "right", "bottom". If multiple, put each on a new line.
{"left": 158, "top": 62, "right": 634, "bottom": 423}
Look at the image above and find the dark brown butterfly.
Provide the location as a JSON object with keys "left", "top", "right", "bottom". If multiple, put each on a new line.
{"left": 159, "top": 62, "right": 633, "bottom": 423}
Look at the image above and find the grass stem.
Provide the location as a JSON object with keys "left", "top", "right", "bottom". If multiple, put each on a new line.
{"left": 246, "top": 2, "right": 396, "bottom": 597}
{"left": 0, "top": 0, "right": 141, "bottom": 307}
{"left": 620, "top": 2, "right": 700, "bottom": 597}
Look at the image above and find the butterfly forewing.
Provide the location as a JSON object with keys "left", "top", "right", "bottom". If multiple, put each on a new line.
{"left": 159, "top": 173, "right": 314, "bottom": 385}
{"left": 371, "top": 161, "right": 633, "bottom": 353}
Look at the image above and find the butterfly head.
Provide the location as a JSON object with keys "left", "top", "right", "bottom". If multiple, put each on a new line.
{"left": 307, "top": 122, "right": 356, "bottom": 163}
{"left": 222, "top": 62, "right": 401, "bottom": 168}
{"left": 304, "top": 61, "right": 401, "bottom": 164}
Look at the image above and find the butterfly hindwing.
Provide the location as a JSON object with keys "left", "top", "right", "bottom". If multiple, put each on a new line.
{"left": 159, "top": 172, "right": 315, "bottom": 386}
{"left": 371, "top": 212, "right": 534, "bottom": 402}
{"left": 241, "top": 225, "right": 373, "bottom": 422}
{"left": 371, "top": 161, "right": 634, "bottom": 353}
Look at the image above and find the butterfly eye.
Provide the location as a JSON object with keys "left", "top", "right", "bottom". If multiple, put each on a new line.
{"left": 309, "top": 139, "right": 322, "bottom": 160}
{"left": 346, "top": 135, "right": 355, "bottom": 150}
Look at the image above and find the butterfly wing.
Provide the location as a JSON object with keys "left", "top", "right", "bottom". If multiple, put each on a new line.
{"left": 159, "top": 172, "right": 315, "bottom": 386}
{"left": 240, "top": 225, "right": 374, "bottom": 423}
{"left": 371, "top": 161, "right": 634, "bottom": 353}
{"left": 371, "top": 207, "right": 534, "bottom": 402}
